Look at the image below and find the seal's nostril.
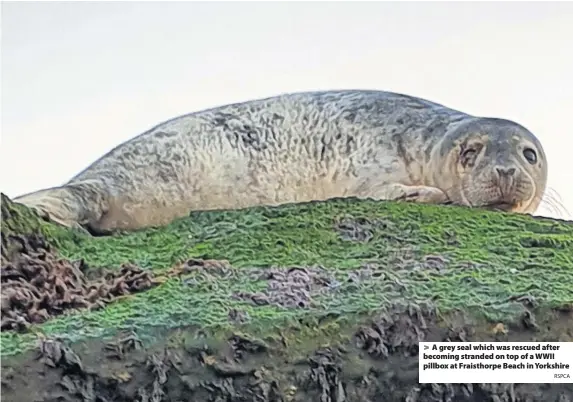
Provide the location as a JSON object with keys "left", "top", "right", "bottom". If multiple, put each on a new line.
{"left": 496, "top": 166, "right": 516, "bottom": 177}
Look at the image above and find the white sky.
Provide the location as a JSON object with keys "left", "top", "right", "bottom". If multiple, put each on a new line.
{"left": 1, "top": 1, "right": 572, "bottom": 220}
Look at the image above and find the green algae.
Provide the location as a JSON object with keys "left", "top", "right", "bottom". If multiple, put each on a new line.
{"left": 1, "top": 196, "right": 572, "bottom": 357}
{"left": 33, "top": 199, "right": 573, "bottom": 272}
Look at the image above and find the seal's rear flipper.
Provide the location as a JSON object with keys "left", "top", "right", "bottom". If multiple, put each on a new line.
{"left": 84, "top": 222, "right": 116, "bottom": 237}
{"left": 12, "top": 182, "right": 107, "bottom": 235}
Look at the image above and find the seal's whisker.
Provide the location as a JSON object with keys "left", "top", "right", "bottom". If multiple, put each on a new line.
{"left": 537, "top": 188, "right": 570, "bottom": 219}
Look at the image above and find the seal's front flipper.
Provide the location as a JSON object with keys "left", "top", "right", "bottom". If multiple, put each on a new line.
{"left": 358, "top": 183, "right": 450, "bottom": 205}
{"left": 395, "top": 185, "right": 449, "bottom": 204}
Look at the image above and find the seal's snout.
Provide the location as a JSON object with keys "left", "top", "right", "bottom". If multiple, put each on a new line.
{"left": 493, "top": 165, "right": 518, "bottom": 199}
{"left": 495, "top": 166, "right": 516, "bottom": 178}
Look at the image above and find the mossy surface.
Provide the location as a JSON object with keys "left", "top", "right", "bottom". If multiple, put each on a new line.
{"left": 2, "top": 196, "right": 572, "bottom": 358}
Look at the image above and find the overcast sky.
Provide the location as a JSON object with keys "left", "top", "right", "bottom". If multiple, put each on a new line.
{"left": 1, "top": 2, "right": 572, "bottom": 219}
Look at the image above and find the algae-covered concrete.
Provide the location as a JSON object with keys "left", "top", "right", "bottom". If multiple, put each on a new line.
{"left": 1, "top": 193, "right": 572, "bottom": 401}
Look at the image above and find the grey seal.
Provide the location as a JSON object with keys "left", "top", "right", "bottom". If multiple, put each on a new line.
{"left": 13, "top": 90, "right": 548, "bottom": 234}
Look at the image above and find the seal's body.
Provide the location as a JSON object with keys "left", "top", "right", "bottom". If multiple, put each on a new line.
{"left": 14, "top": 90, "right": 548, "bottom": 234}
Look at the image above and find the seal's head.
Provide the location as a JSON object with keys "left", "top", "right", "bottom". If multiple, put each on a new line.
{"left": 429, "top": 117, "right": 548, "bottom": 214}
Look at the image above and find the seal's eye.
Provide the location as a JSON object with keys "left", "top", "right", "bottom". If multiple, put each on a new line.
{"left": 462, "top": 149, "right": 477, "bottom": 158}
{"left": 460, "top": 147, "right": 479, "bottom": 168}
{"left": 523, "top": 148, "right": 537, "bottom": 164}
